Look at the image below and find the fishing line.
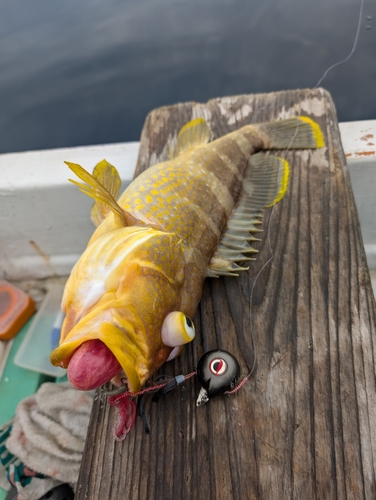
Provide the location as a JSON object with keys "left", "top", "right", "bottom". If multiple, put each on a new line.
{"left": 312, "top": 0, "right": 364, "bottom": 90}
{"left": 225, "top": 206, "right": 276, "bottom": 393}
{"left": 230, "top": 0, "right": 365, "bottom": 393}
{"left": 227, "top": 123, "right": 300, "bottom": 393}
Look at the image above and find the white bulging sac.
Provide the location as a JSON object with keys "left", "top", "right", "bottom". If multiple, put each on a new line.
{"left": 161, "top": 311, "right": 196, "bottom": 347}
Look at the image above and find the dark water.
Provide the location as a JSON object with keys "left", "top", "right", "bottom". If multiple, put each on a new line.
{"left": 0, "top": 0, "right": 375, "bottom": 154}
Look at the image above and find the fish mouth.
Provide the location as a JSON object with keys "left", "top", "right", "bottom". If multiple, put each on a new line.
{"left": 51, "top": 332, "right": 143, "bottom": 393}
{"left": 50, "top": 320, "right": 171, "bottom": 393}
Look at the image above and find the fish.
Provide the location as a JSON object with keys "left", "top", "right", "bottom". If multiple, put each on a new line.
{"left": 50, "top": 116, "right": 324, "bottom": 393}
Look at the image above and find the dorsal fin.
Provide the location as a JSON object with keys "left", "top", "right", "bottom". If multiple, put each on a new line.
{"left": 170, "top": 118, "right": 211, "bottom": 159}
{"left": 208, "top": 153, "right": 289, "bottom": 276}
{"left": 65, "top": 161, "right": 128, "bottom": 227}
{"left": 90, "top": 160, "right": 122, "bottom": 226}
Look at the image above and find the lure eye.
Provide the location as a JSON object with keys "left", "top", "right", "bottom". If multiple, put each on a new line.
{"left": 161, "top": 311, "right": 196, "bottom": 347}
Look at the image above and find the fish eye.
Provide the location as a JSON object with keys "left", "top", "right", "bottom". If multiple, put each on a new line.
{"left": 184, "top": 315, "right": 195, "bottom": 338}
{"left": 161, "top": 311, "right": 196, "bottom": 347}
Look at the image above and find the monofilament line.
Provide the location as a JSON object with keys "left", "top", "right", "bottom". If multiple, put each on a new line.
{"left": 313, "top": 0, "right": 364, "bottom": 89}
{"left": 228, "top": 122, "right": 300, "bottom": 393}
{"left": 232, "top": 0, "right": 365, "bottom": 392}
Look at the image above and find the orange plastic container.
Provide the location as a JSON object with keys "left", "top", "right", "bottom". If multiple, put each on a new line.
{"left": 0, "top": 280, "right": 36, "bottom": 340}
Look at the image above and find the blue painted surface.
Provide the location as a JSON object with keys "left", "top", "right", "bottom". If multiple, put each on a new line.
{"left": 0, "top": 320, "right": 53, "bottom": 427}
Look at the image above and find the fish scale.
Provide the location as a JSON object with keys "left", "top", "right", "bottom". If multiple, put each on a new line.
{"left": 116, "top": 129, "right": 264, "bottom": 269}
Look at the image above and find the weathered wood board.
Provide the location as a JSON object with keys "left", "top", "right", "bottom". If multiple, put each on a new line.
{"left": 75, "top": 89, "right": 376, "bottom": 500}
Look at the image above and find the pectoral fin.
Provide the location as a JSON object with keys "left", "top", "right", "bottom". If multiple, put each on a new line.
{"left": 66, "top": 161, "right": 130, "bottom": 227}
{"left": 90, "top": 160, "right": 122, "bottom": 226}
{"left": 208, "top": 153, "right": 289, "bottom": 276}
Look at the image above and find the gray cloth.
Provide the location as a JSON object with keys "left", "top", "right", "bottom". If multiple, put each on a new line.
{"left": 3, "top": 382, "right": 94, "bottom": 500}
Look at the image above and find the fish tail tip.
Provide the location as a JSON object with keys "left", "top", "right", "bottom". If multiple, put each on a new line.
{"left": 297, "top": 116, "right": 325, "bottom": 148}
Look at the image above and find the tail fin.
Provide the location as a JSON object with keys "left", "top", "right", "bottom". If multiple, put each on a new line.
{"left": 260, "top": 116, "right": 325, "bottom": 149}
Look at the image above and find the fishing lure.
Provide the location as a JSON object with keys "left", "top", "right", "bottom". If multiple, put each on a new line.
{"left": 50, "top": 116, "right": 324, "bottom": 395}
{"left": 196, "top": 349, "right": 241, "bottom": 406}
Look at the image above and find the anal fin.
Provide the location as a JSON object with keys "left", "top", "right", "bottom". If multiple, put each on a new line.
{"left": 208, "top": 152, "right": 289, "bottom": 276}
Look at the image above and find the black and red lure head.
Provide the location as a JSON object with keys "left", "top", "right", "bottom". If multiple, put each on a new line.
{"left": 107, "top": 348, "right": 242, "bottom": 439}
{"left": 196, "top": 349, "right": 240, "bottom": 406}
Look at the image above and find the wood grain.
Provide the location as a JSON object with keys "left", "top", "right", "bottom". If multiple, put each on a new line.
{"left": 75, "top": 89, "right": 376, "bottom": 500}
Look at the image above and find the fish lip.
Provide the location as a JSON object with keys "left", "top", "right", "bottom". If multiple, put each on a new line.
{"left": 50, "top": 319, "right": 146, "bottom": 393}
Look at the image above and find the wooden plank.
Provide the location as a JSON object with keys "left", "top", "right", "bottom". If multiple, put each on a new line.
{"left": 75, "top": 89, "right": 376, "bottom": 500}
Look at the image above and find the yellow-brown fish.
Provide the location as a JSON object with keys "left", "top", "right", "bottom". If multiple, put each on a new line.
{"left": 50, "top": 117, "right": 324, "bottom": 393}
